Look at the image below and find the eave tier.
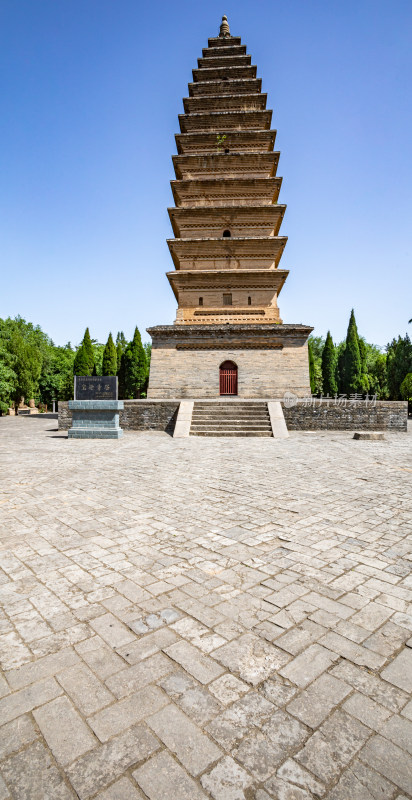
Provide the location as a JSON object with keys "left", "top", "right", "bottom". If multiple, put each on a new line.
{"left": 207, "top": 36, "right": 242, "bottom": 47}
{"left": 167, "top": 237, "right": 287, "bottom": 271}
{"left": 168, "top": 205, "right": 286, "bottom": 238}
{"left": 197, "top": 54, "right": 251, "bottom": 69}
{"left": 167, "top": 269, "right": 289, "bottom": 298}
{"left": 148, "top": 324, "right": 314, "bottom": 342}
{"left": 172, "top": 152, "right": 279, "bottom": 180}
{"left": 176, "top": 130, "right": 276, "bottom": 154}
{"left": 202, "top": 45, "right": 246, "bottom": 57}
{"left": 179, "top": 110, "right": 272, "bottom": 133}
{"left": 189, "top": 78, "right": 262, "bottom": 96}
{"left": 171, "top": 176, "right": 282, "bottom": 207}
{"left": 183, "top": 93, "right": 267, "bottom": 113}
{"left": 193, "top": 65, "right": 257, "bottom": 82}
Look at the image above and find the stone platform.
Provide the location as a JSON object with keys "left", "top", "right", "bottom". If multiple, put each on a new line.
{"left": 0, "top": 416, "right": 411, "bottom": 799}
{"left": 58, "top": 399, "right": 408, "bottom": 434}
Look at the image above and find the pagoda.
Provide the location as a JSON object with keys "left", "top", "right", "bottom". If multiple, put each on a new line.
{"left": 147, "top": 16, "right": 312, "bottom": 399}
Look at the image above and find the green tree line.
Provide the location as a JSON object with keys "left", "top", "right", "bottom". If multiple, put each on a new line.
{"left": 308, "top": 309, "right": 412, "bottom": 401}
{"left": 0, "top": 318, "right": 151, "bottom": 413}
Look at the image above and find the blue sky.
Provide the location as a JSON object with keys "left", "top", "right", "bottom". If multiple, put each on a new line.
{"left": 0, "top": 0, "right": 410, "bottom": 348}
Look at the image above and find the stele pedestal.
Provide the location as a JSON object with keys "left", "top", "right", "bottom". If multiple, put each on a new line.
{"left": 68, "top": 377, "right": 123, "bottom": 439}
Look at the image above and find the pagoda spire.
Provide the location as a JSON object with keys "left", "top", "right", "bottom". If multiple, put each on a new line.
{"left": 219, "top": 15, "right": 230, "bottom": 37}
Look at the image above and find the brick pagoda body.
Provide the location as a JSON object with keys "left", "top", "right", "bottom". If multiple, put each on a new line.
{"left": 147, "top": 16, "right": 313, "bottom": 399}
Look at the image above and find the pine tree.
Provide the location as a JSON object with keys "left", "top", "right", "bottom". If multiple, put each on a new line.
{"left": 308, "top": 340, "right": 316, "bottom": 394}
{"left": 123, "top": 327, "right": 147, "bottom": 398}
{"left": 73, "top": 343, "right": 90, "bottom": 376}
{"left": 321, "top": 331, "right": 338, "bottom": 396}
{"left": 342, "top": 309, "right": 362, "bottom": 395}
{"left": 102, "top": 333, "right": 117, "bottom": 376}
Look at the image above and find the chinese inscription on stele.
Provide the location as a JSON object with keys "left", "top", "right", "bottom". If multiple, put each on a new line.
{"left": 74, "top": 376, "right": 118, "bottom": 401}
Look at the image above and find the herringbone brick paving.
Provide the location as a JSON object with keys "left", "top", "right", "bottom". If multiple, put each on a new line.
{"left": 0, "top": 416, "right": 411, "bottom": 799}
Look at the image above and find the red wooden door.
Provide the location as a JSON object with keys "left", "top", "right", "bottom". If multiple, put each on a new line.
{"left": 220, "top": 361, "right": 238, "bottom": 395}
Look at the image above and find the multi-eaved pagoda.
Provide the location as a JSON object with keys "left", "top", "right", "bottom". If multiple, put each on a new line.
{"left": 147, "top": 16, "right": 312, "bottom": 399}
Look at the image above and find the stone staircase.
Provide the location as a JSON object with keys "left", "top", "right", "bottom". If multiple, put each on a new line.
{"left": 190, "top": 401, "right": 273, "bottom": 437}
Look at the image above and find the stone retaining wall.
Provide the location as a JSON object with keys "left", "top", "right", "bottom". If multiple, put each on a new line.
{"left": 59, "top": 400, "right": 408, "bottom": 433}
{"left": 281, "top": 400, "right": 408, "bottom": 431}
{"left": 58, "top": 401, "right": 180, "bottom": 435}
{"left": 58, "top": 402, "right": 72, "bottom": 430}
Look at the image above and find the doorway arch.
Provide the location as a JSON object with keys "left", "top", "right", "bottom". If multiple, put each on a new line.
{"left": 219, "top": 361, "right": 238, "bottom": 396}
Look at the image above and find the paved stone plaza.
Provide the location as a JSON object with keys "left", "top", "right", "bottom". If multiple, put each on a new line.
{"left": 0, "top": 416, "right": 411, "bottom": 800}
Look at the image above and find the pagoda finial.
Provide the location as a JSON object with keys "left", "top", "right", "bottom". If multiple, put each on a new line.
{"left": 219, "top": 15, "right": 230, "bottom": 38}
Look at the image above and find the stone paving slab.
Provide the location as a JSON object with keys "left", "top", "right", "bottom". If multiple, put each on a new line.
{"left": 0, "top": 416, "right": 411, "bottom": 799}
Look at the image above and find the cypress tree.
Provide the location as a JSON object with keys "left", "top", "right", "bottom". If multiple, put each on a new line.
{"left": 73, "top": 328, "right": 95, "bottom": 376}
{"left": 400, "top": 373, "right": 412, "bottom": 403}
{"left": 387, "top": 334, "right": 412, "bottom": 399}
{"left": 308, "top": 340, "right": 316, "bottom": 394}
{"left": 116, "top": 331, "right": 127, "bottom": 373}
{"left": 123, "top": 327, "right": 147, "bottom": 398}
{"left": 73, "top": 343, "right": 90, "bottom": 376}
{"left": 337, "top": 342, "right": 346, "bottom": 393}
{"left": 321, "top": 331, "right": 338, "bottom": 396}
{"left": 358, "top": 337, "right": 367, "bottom": 376}
{"left": 82, "top": 327, "right": 95, "bottom": 374}
{"left": 102, "top": 333, "right": 117, "bottom": 376}
{"left": 116, "top": 343, "right": 122, "bottom": 373}
{"left": 117, "top": 352, "right": 126, "bottom": 399}
{"left": 342, "top": 309, "right": 362, "bottom": 395}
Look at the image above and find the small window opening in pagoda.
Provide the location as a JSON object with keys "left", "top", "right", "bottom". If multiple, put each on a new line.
{"left": 223, "top": 293, "right": 232, "bottom": 306}
{"left": 224, "top": 148, "right": 230, "bottom": 154}
{"left": 223, "top": 229, "right": 231, "bottom": 237}
{"left": 199, "top": 297, "right": 203, "bottom": 306}
{"left": 248, "top": 296, "right": 252, "bottom": 305}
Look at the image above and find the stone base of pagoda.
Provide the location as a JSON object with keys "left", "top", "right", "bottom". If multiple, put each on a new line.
{"left": 146, "top": 324, "right": 313, "bottom": 399}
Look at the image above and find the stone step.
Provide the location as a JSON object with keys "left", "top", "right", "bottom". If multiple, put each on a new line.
{"left": 191, "top": 416, "right": 271, "bottom": 421}
{"left": 192, "top": 407, "right": 269, "bottom": 413}
{"left": 193, "top": 400, "right": 268, "bottom": 403}
{"left": 193, "top": 412, "right": 269, "bottom": 416}
{"left": 192, "top": 407, "right": 270, "bottom": 411}
{"left": 192, "top": 411, "right": 269, "bottom": 419}
{"left": 190, "top": 401, "right": 273, "bottom": 438}
{"left": 191, "top": 420, "right": 272, "bottom": 431}
{"left": 191, "top": 430, "right": 273, "bottom": 437}
{"left": 192, "top": 419, "right": 271, "bottom": 428}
